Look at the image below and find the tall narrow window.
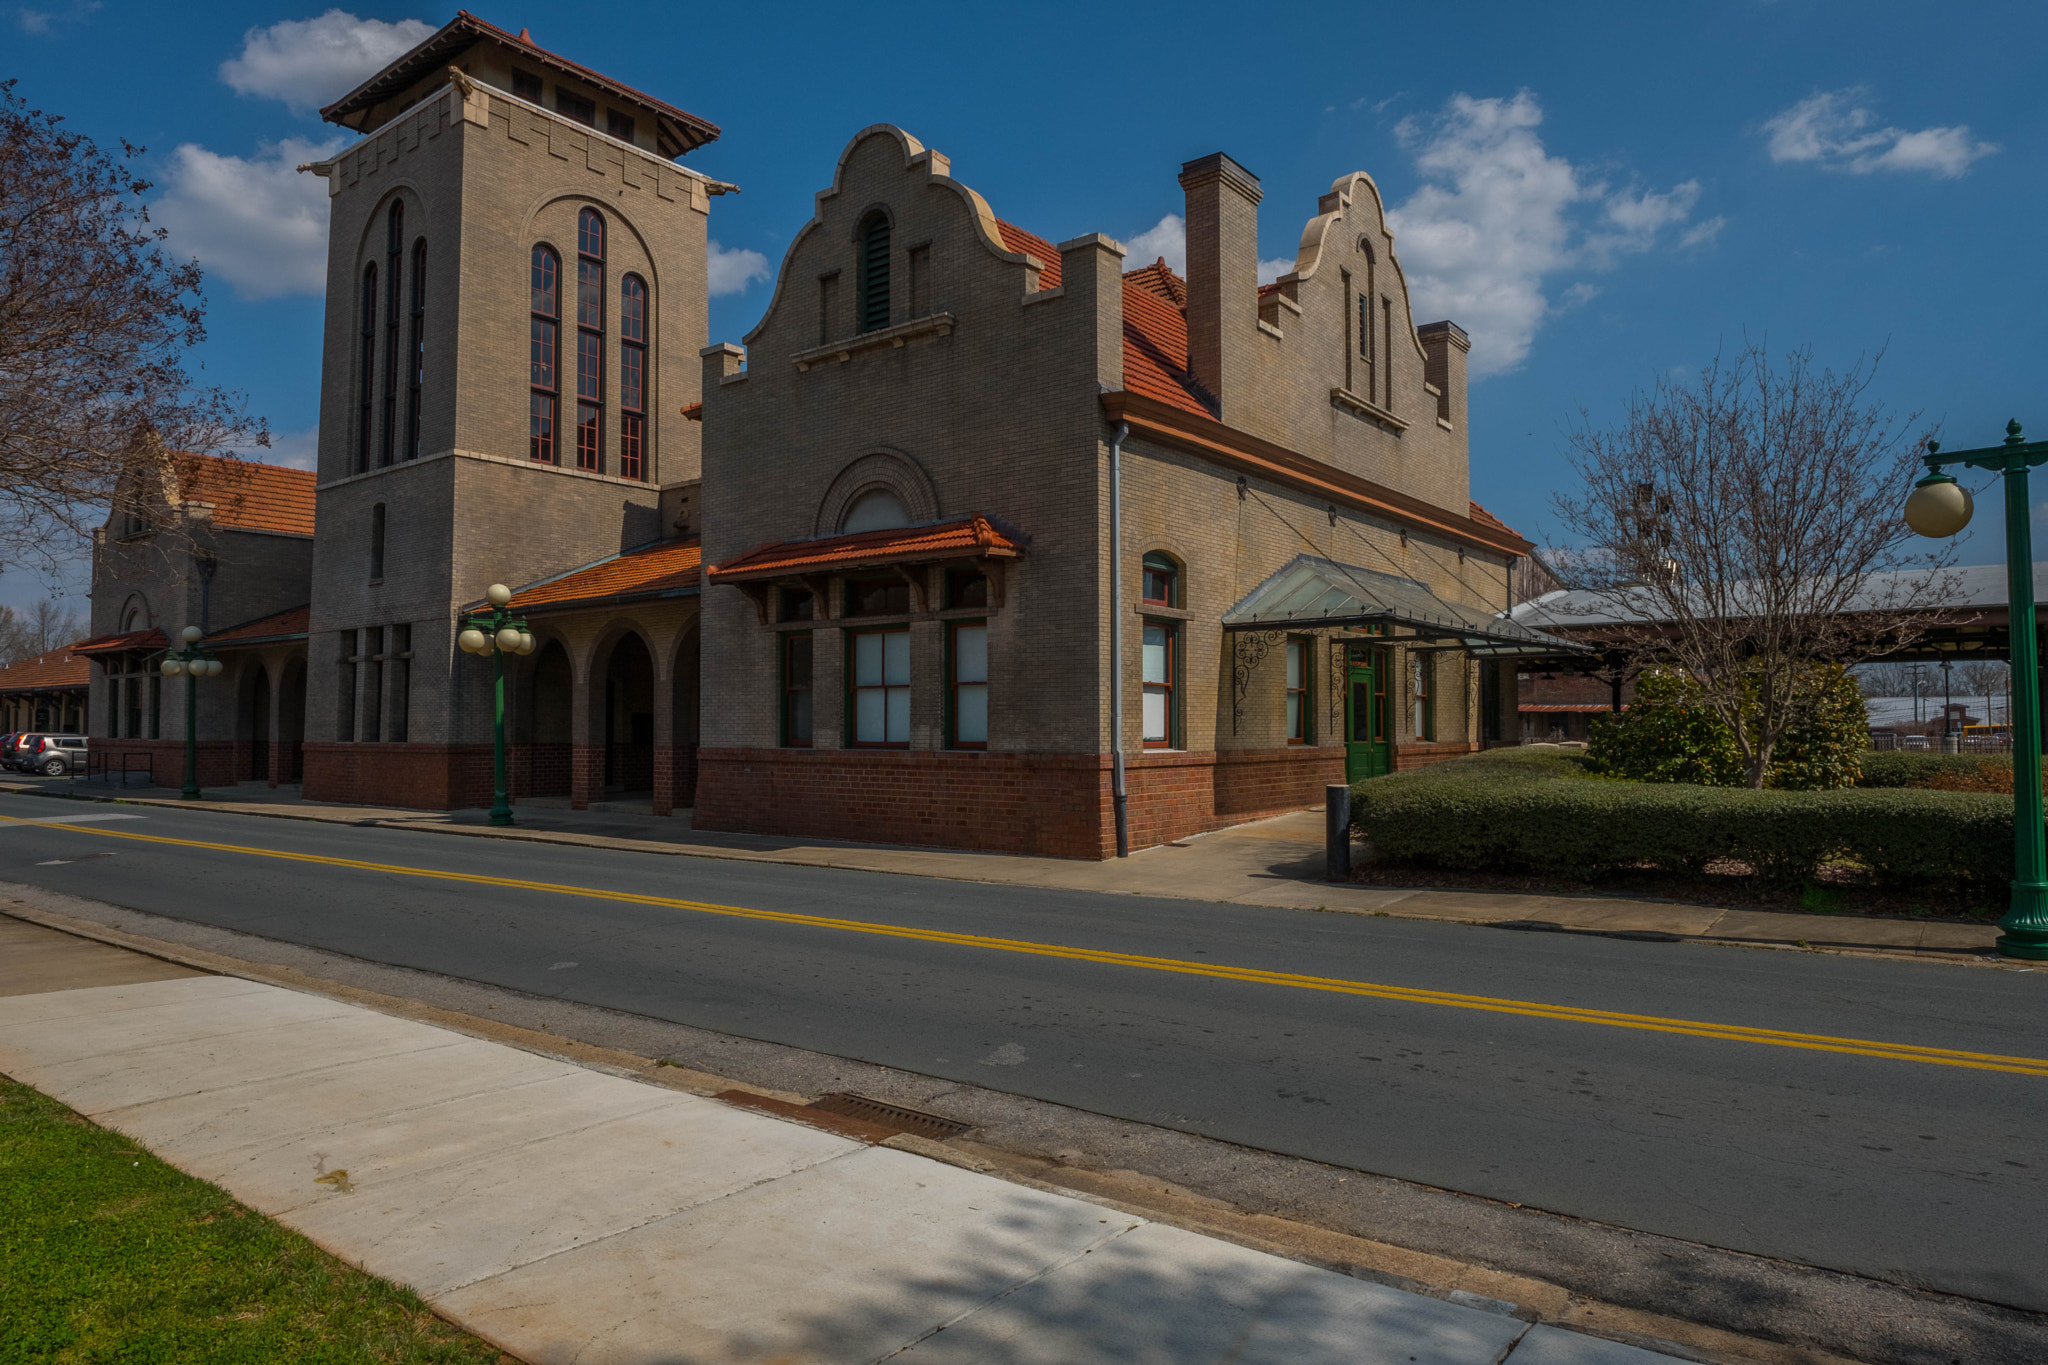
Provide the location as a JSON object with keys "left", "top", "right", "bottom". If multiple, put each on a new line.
{"left": 149, "top": 674, "right": 160, "bottom": 739}
{"left": 1412, "top": 652, "right": 1434, "bottom": 740}
{"left": 851, "top": 628, "right": 909, "bottom": 746}
{"left": 406, "top": 239, "right": 425, "bottom": 459}
{"left": 381, "top": 202, "right": 403, "bottom": 466}
{"left": 950, "top": 622, "right": 988, "bottom": 748}
{"left": 388, "top": 623, "right": 411, "bottom": 743}
{"left": 358, "top": 264, "right": 377, "bottom": 472}
{"left": 1340, "top": 268, "right": 1353, "bottom": 392}
{"left": 908, "top": 243, "right": 930, "bottom": 317}
{"left": 1383, "top": 297, "right": 1395, "bottom": 410}
{"left": 361, "top": 626, "right": 384, "bottom": 743}
{"left": 857, "top": 214, "right": 890, "bottom": 333}
{"left": 619, "top": 273, "right": 647, "bottom": 481}
{"left": 336, "top": 631, "right": 358, "bottom": 742}
{"left": 575, "top": 208, "right": 605, "bottom": 472}
{"left": 369, "top": 503, "right": 386, "bottom": 580}
{"left": 1357, "top": 290, "right": 1373, "bottom": 407}
{"left": 530, "top": 245, "right": 559, "bottom": 463}
{"left": 1142, "top": 622, "right": 1177, "bottom": 749}
{"left": 782, "top": 633, "right": 813, "bottom": 746}
{"left": 1285, "top": 637, "right": 1309, "bottom": 743}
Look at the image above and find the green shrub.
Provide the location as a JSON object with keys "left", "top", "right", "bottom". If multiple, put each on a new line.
{"left": 1353, "top": 750, "right": 2010, "bottom": 888}
{"left": 1856, "top": 750, "right": 2012, "bottom": 789}
{"left": 1588, "top": 664, "right": 1867, "bottom": 790}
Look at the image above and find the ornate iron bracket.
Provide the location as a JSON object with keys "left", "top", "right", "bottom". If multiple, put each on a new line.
{"left": 1231, "top": 629, "right": 1287, "bottom": 735}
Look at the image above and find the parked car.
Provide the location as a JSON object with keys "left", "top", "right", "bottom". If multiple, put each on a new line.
{"left": 17, "top": 734, "right": 87, "bottom": 776}
{"left": 0, "top": 734, "right": 18, "bottom": 769}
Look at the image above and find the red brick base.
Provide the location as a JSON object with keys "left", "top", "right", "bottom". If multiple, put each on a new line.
{"left": 1393, "top": 740, "right": 1481, "bottom": 771}
{"left": 692, "top": 745, "right": 1341, "bottom": 861}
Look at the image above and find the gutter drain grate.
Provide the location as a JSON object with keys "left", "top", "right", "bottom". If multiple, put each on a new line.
{"left": 808, "top": 1093, "right": 971, "bottom": 1140}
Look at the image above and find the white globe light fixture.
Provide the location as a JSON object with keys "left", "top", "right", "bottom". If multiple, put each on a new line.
{"left": 181, "top": 624, "right": 203, "bottom": 644}
{"left": 462, "top": 581, "right": 534, "bottom": 828}
{"left": 458, "top": 627, "right": 489, "bottom": 655}
{"left": 486, "top": 583, "right": 513, "bottom": 607}
{"left": 161, "top": 657, "right": 183, "bottom": 676}
{"left": 1903, "top": 468, "right": 1973, "bottom": 539}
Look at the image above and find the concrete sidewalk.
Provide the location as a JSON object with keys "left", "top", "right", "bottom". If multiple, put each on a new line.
{"left": 3, "top": 775, "right": 1999, "bottom": 961}
{"left": 0, "top": 930, "right": 1684, "bottom": 1364}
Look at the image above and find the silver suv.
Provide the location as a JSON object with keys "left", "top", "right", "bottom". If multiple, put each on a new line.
{"left": 18, "top": 734, "right": 87, "bottom": 776}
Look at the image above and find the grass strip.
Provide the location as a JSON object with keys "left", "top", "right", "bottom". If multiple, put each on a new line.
{"left": 0, "top": 1073, "right": 515, "bottom": 1364}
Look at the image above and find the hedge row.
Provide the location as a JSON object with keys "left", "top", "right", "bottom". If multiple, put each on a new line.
{"left": 1351, "top": 749, "right": 2012, "bottom": 887}
{"left": 1856, "top": 750, "right": 2013, "bottom": 789}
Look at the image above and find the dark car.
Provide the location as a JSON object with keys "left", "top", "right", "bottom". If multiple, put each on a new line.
{"left": 17, "top": 734, "right": 87, "bottom": 776}
{"left": 0, "top": 734, "right": 17, "bottom": 769}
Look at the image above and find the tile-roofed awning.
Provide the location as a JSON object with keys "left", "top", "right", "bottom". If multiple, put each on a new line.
{"left": 176, "top": 455, "right": 317, "bottom": 536}
{"left": 1224, "top": 554, "right": 1587, "bottom": 656}
{"left": 207, "top": 605, "right": 311, "bottom": 648}
{"left": 72, "top": 628, "right": 168, "bottom": 657}
{"left": 497, "top": 537, "right": 702, "bottom": 614}
{"left": 319, "top": 11, "right": 719, "bottom": 158}
{"left": 709, "top": 517, "right": 1023, "bottom": 584}
{"left": 0, "top": 646, "right": 90, "bottom": 694}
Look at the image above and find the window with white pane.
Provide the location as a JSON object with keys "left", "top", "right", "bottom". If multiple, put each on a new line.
{"left": 852, "top": 628, "right": 910, "bottom": 745}
{"left": 950, "top": 622, "right": 988, "bottom": 748}
{"left": 1142, "top": 621, "right": 1176, "bottom": 748}
{"left": 1285, "top": 637, "right": 1309, "bottom": 743}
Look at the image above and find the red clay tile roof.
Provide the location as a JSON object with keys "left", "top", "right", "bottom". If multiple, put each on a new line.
{"left": 710, "top": 516, "right": 1023, "bottom": 583}
{"left": 72, "top": 628, "right": 168, "bottom": 657}
{"left": 320, "top": 11, "right": 720, "bottom": 156}
{"left": 505, "top": 537, "right": 702, "bottom": 613}
{"left": 208, "top": 605, "right": 311, "bottom": 646}
{"left": 1467, "top": 500, "right": 1521, "bottom": 539}
{"left": 1125, "top": 260, "right": 1187, "bottom": 308}
{"left": 1121, "top": 264, "right": 1214, "bottom": 418}
{"left": 0, "top": 645, "right": 90, "bottom": 693}
{"left": 995, "top": 220, "right": 1062, "bottom": 288}
{"left": 176, "top": 455, "right": 317, "bottom": 537}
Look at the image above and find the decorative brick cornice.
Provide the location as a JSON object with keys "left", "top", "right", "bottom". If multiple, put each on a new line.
{"left": 792, "top": 313, "right": 956, "bottom": 371}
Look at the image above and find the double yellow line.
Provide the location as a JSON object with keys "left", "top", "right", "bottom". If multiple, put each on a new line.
{"left": 21, "top": 815, "right": 2048, "bottom": 1078}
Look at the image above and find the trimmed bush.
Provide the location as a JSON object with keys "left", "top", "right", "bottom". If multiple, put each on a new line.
{"left": 1856, "top": 750, "right": 2013, "bottom": 790}
{"left": 1353, "top": 749, "right": 2011, "bottom": 888}
{"left": 1588, "top": 664, "right": 1867, "bottom": 790}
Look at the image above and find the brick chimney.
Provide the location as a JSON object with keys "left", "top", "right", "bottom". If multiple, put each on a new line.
{"left": 1178, "top": 153, "right": 1262, "bottom": 425}
{"left": 1416, "top": 320, "right": 1469, "bottom": 431}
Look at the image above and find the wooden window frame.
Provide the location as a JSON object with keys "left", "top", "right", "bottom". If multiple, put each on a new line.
{"left": 1413, "top": 651, "right": 1434, "bottom": 742}
{"left": 357, "top": 263, "right": 377, "bottom": 472}
{"left": 619, "top": 272, "right": 647, "bottom": 481}
{"left": 847, "top": 626, "right": 910, "bottom": 748}
{"left": 575, "top": 208, "right": 605, "bottom": 473}
{"left": 947, "top": 618, "right": 988, "bottom": 750}
{"left": 1141, "top": 618, "right": 1179, "bottom": 750}
{"left": 405, "top": 238, "right": 425, "bottom": 460}
{"left": 1140, "top": 552, "right": 1180, "bottom": 609}
{"left": 380, "top": 202, "right": 402, "bottom": 467}
{"left": 606, "top": 109, "right": 635, "bottom": 142}
{"left": 781, "top": 631, "right": 813, "bottom": 748}
{"left": 529, "top": 245, "right": 559, "bottom": 463}
{"left": 1285, "top": 636, "right": 1311, "bottom": 745}
{"left": 556, "top": 89, "right": 595, "bottom": 127}
{"left": 511, "top": 69, "right": 544, "bottom": 103}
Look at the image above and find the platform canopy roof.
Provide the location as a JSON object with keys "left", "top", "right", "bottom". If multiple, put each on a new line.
{"left": 1222, "top": 555, "right": 1588, "bottom": 657}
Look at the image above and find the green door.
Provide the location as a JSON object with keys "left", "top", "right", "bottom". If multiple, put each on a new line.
{"left": 1345, "top": 646, "right": 1393, "bottom": 782}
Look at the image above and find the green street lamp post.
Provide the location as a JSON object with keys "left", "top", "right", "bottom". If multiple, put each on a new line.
{"left": 456, "top": 584, "right": 536, "bottom": 827}
{"left": 158, "top": 625, "right": 222, "bottom": 801}
{"left": 1904, "top": 419, "right": 2048, "bottom": 959}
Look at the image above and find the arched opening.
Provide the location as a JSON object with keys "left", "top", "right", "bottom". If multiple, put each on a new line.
{"left": 841, "top": 487, "right": 910, "bottom": 533}
{"left": 522, "top": 640, "right": 573, "bottom": 797}
{"left": 672, "top": 624, "right": 700, "bottom": 808}
{"left": 276, "top": 659, "right": 306, "bottom": 784}
{"left": 248, "top": 667, "right": 272, "bottom": 782}
{"left": 604, "top": 632, "right": 655, "bottom": 794}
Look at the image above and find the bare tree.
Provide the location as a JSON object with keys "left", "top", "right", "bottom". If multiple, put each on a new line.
{"left": 1957, "top": 660, "right": 2010, "bottom": 726}
{"left": 0, "top": 81, "right": 264, "bottom": 575}
{"left": 1553, "top": 340, "right": 1951, "bottom": 787}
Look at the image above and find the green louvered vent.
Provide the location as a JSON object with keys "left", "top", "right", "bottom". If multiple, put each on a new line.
{"left": 858, "top": 217, "right": 891, "bottom": 333}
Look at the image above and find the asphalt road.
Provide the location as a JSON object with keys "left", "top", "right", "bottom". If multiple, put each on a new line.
{"left": 4, "top": 794, "right": 2046, "bottom": 1312}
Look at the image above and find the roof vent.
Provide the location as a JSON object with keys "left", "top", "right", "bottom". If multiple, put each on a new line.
{"left": 517, "top": 27, "right": 532, "bottom": 41}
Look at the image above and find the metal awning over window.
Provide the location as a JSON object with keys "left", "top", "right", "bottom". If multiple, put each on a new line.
{"left": 1222, "top": 554, "right": 1588, "bottom": 657}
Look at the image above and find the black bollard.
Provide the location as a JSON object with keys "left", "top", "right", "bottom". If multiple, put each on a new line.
{"left": 1326, "top": 783, "right": 1352, "bottom": 881}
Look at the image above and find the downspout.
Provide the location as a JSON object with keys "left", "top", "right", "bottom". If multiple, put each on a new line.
{"left": 1110, "top": 420, "right": 1131, "bottom": 858}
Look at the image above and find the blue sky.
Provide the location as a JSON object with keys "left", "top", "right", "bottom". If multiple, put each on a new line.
{"left": 9, "top": 0, "right": 2045, "bottom": 611}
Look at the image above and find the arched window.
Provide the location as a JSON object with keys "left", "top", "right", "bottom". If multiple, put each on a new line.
{"left": 380, "top": 202, "right": 403, "bottom": 466}
{"left": 857, "top": 213, "right": 890, "bottom": 333}
{"left": 575, "top": 207, "right": 605, "bottom": 472}
{"left": 406, "top": 238, "right": 425, "bottom": 460}
{"left": 619, "top": 273, "right": 647, "bottom": 481}
{"left": 1140, "top": 551, "right": 1181, "bottom": 608}
{"left": 357, "top": 263, "right": 377, "bottom": 473}
{"left": 840, "top": 488, "right": 909, "bottom": 534}
{"left": 529, "top": 245, "right": 559, "bottom": 463}
{"left": 1355, "top": 241, "right": 1376, "bottom": 408}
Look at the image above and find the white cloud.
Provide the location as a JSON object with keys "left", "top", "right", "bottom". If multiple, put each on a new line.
{"left": 15, "top": 0, "right": 97, "bottom": 34}
{"left": 255, "top": 426, "right": 319, "bottom": 471}
{"left": 1762, "top": 90, "right": 1997, "bottom": 179}
{"left": 1677, "top": 216, "right": 1727, "bottom": 250}
{"left": 1120, "top": 212, "right": 1292, "bottom": 284}
{"left": 1126, "top": 213, "right": 1185, "bottom": 273}
{"left": 1385, "top": 91, "right": 1709, "bottom": 378}
{"left": 707, "top": 240, "right": 771, "bottom": 296}
{"left": 155, "top": 137, "right": 343, "bottom": 300}
{"left": 220, "top": 10, "right": 435, "bottom": 116}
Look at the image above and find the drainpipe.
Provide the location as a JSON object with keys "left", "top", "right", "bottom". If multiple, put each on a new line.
{"left": 1110, "top": 420, "right": 1130, "bottom": 858}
